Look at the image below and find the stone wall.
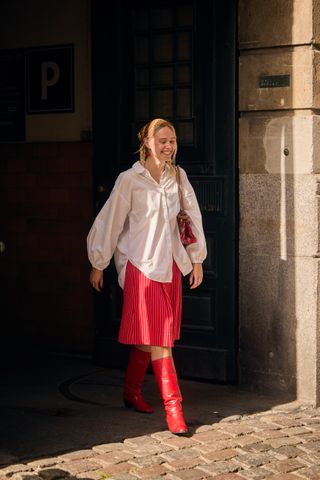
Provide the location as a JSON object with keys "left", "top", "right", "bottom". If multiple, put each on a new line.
{"left": 239, "top": 0, "right": 320, "bottom": 404}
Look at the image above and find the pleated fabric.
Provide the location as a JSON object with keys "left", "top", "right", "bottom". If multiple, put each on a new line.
{"left": 118, "top": 259, "right": 182, "bottom": 347}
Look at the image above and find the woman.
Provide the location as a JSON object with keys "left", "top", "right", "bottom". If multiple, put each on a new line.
{"left": 87, "top": 118, "right": 207, "bottom": 434}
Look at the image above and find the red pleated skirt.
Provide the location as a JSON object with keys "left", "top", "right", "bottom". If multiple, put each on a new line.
{"left": 118, "top": 259, "right": 182, "bottom": 347}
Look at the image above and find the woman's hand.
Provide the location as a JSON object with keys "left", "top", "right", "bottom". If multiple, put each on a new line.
{"left": 189, "top": 263, "right": 203, "bottom": 289}
{"left": 90, "top": 267, "right": 104, "bottom": 292}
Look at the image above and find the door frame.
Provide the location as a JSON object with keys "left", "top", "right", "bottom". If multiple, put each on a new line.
{"left": 90, "top": 0, "right": 239, "bottom": 383}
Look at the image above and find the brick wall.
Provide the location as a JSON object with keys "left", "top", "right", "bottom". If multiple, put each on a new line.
{"left": 0, "top": 142, "right": 94, "bottom": 355}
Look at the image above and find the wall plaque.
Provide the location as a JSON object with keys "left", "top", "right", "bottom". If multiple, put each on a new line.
{"left": 259, "top": 74, "right": 290, "bottom": 88}
{"left": 27, "top": 44, "right": 74, "bottom": 113}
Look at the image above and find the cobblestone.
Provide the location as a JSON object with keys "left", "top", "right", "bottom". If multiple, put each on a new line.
{"left": 91, "top": 443, "right": 125, "bottom": 454}
{"left": 132, "top": 464, "right": 170, "bottom": 478}
{"left": 3, "top": 404, "right": 320, "bottom": 480}
{"left": 196, "top": 459, "right": 240, "bottom": 475}
{"left": 162, "top": 456, "right": 201, "bottom": 471}
{"left": 237, "top": 467, "right": 275, "bottom": 479}
{"left": 165, "top": 468, "right": 206, "bottom": 479}
{"left": 296, "top": 465, "right": 320, "bottom": 479}
{"left": 36, "top": 469, "right": 67, "bottom": 480}
{"left": 199, "top": 448, "right": 239, "bottom": 463}
{"left": 0, "top": 466, "right": 33, "bottom": 477}
{"left": 265, "top": 457, "right": 306, "bottom": 473}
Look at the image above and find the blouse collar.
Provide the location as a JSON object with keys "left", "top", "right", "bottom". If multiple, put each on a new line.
{"left": 132, "top": 160, "right": 170, "bottom": 176}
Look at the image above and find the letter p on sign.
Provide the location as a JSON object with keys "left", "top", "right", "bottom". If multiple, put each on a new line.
{"left": 27, "top": 44, "right": 74, "bottom": 113}
{"left": 41, "top": 62, "right": 60, "bottom": 100}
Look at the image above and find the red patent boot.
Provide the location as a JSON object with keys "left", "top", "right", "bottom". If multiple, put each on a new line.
{"left": 152, "top": 356, "right": 188, "bottom": 434}
{"left": 123, "top": 346, "right": 154, "bottom": 414}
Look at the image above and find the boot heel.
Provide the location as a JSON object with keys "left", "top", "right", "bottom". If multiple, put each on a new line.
{"left": 124, "top": 399, "right": 134, "bottom": 409}
{"left": 123, "top": 347, "right": 154, "bottom": 414}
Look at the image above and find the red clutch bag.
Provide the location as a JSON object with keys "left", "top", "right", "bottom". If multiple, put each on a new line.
{"left": 176, "top": 166, "right": 197, "bottom": 246}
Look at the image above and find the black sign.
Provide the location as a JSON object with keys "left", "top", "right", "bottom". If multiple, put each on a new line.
{"left": 27, "top": 44, "right": 74, "bottom": 113}
{"left": 0, "top": 49, "right": 25, "bottom": 142}
{"left": 259, "top": 75, "right": 290, "bottom": 88}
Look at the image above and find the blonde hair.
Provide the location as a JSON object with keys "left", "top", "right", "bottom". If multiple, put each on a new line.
{"left": 137, "top": 118, "right": 177, "bottom": 174}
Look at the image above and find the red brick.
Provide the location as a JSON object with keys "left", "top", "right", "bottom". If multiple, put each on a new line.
{"left": 0, "top": 173, "right": 36, "bottom": 188}
{"left": 0, "top": 158, "right": 8, "bottom": 172}
{"left": 7, "top": 157, "right": 27, "bottom": 173}
{"left": 7, "top": 188, "right": 27, "bottom": 203}
{"left": 35, "top": 172, "right": 92, "bottom": 188}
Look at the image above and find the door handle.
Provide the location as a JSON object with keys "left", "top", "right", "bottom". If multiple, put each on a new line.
{"left": 97, "top": 185, "right": 108, "bottom": 193}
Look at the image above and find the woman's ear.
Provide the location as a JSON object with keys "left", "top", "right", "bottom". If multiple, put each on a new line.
{"left": 143, "top": 138, "right": 149, "bottom": 149}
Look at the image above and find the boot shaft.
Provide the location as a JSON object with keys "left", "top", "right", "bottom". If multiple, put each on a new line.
{"left": 152, "top": 356, "right": 182, "bottom": 401}
{"left": 151, "top": 355, "right": 187, "bottom": 434}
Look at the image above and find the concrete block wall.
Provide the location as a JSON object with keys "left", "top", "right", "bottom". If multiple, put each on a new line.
{"left": 239, "top": 0, "right": 320, "bottom": 404}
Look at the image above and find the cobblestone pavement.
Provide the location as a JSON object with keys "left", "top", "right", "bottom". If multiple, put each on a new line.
{"left": 2, "top": 404, "right": 320, "bottom": 480}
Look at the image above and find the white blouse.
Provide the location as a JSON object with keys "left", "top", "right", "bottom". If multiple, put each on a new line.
{"left": 87, "top": 161, "right": 207, "bottom": 288}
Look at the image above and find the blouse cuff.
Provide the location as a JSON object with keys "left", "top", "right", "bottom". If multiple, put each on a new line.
{"left": 189, "top": 253, "right": 205, "bottom": 263}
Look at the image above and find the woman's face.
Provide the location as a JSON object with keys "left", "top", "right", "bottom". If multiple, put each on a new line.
{"left": 145, "top": 126, "right": 177, "bottom": 162}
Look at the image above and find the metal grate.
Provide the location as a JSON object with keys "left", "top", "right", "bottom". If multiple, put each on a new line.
{"left": 191, "top": 177, "right": 225, "bottom": 213}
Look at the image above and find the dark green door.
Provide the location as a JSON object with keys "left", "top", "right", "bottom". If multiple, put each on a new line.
{"left": 91, "top": 0, "right": 237, "bottom": 382}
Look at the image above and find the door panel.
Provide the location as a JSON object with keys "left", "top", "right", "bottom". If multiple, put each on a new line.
{"left": 91, "top": 0, "right": 237, "bottom": 382}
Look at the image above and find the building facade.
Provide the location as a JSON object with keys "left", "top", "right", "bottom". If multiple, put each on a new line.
{"left": 1, "top": 0, "right": 319, "bottom": 404}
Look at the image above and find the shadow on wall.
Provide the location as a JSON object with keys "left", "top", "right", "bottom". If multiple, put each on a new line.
{"left": 239, "top": 116, "right": 297, "bottom": 396}
{"left": 240, "top": 65, "right": 319, "bottom": 404}
{"left": 238, "top": 0, "right": 312, "bottom": 401}
{"left": 0, "top": 143, "right": 95, "bottom": 356}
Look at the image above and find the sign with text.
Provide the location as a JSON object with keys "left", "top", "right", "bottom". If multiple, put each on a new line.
{"left": 0, "top": 49, "right": 25, "bottom": 141}
{"left": 259, "top": 74, "right": 290, "bottom": 89}
{"left": 27, "top": 44, "right": 74, "bottom": 113}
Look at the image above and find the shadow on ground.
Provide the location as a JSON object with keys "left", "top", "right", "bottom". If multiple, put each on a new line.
{"left": 0, "top": 352, "right": 295, "bottom": 466}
